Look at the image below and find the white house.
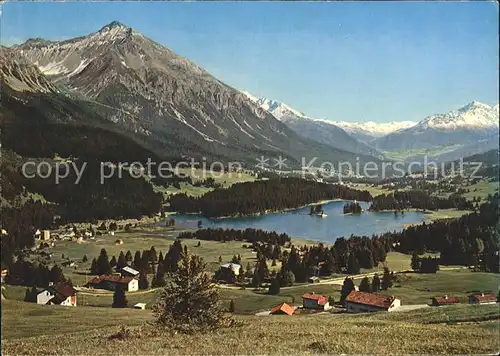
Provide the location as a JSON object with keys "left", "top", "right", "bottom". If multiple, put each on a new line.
{"left": 134, "top": 303, "right": 147, "bottom": 310}
{"left": 87, "top": 275, "right": 139, "bottom": 292}
{"left": 37, "top": 282, "right": 77, "bottom": 307}
{"left": 220, "top": 263, "right": 241, "bottom": 276}
{"left": 345, "top": 291, "right": 401, "bottom": 313}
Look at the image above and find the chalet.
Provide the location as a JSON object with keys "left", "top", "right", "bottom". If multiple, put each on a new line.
{"left": 87, "top": 275, "right": 139, "bottom": 292}
{"left": 345, "top": 291, "right": 401, "bottom": 313}
{"left": 270, "top": 302, "right": 295, "bottom": 315}
{"left": 431, "top": 295, "right": 459, "bottom": 306}
{"left": 37, "top": 282, "right": 77, "bottom": 307}
{"left": 302, "top": 293, "right": 329, "bottom": 310}
{"left": 468, "top": 292, "right": 497, "bottom": 305}
{"left": 220, "top": 263, "right": 241, "bottom": 276}
{"left": 121, "top": 266, "right": 140, "bottom": 278}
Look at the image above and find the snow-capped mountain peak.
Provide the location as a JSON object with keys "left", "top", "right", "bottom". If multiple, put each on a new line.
{"left": 418, "top": 101, "right": 499, "bottom": 131}
{"left": 243, "top": 92, "right": 307, "bottom": 120}
{"left": 332, "top": 120, "right": 418, "bottom": 138}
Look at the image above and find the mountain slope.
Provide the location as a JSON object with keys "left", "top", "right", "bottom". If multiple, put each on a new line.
{"left": 375, "top": 101, "right": 499, "bottom": 152}
{"left": 243, "top": 93, "right": 382, "bottom": 158}
{"left": 13, "top": 21, "right": 376, "bottom": 167}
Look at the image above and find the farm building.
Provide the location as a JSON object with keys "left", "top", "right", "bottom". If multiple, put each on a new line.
{"left": 220, "top": 263, "right": 241, "bottom": 276}
{"left": 133, "top": 303, "right": 147, "bottom": 310}
{"left": 345, "top": 291, "right": 401, "bottom": 313}
{"left": 308, "top": 276, "right": 320, "bottom": 283}
{"left": 430, "top": 295, "right": 459, "bottom": 306}
{"left": 37, "top": 282, "right": 77, "bottom": 307}
{"left": 302, "top": 293, "right": 329, "bottom": 310}
{"left": 270, "top": 302, "right": 295, "bottom": 315}
{"left": 87, "top": 275, "right": 139, "bottom": 292}
{"left": 468, "top": 293, "right": 497, "bottom": 305}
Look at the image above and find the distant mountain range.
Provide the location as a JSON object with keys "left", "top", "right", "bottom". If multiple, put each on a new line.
{"left": 244, "top": 91, "right": 499, "bottom": 163}
{"left": 5, "top": 21, "right": 377, "bottom": 168}
{"left": 242, "top": 92, "right": 383, "bottom": 158}
{"left": 2, "top": 20, "right": 498, "bottom": 169}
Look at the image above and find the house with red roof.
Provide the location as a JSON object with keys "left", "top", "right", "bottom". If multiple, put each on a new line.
{"left": 345, "top": 291, "right": 401, "bottom": 313}
{"left": 37, "top": 282, "right": 77, "bottom": 307}
{"left": 302, "top": 293, "right": 329, "bottom": 310}
{"left": 468, "top": 292, "right": 497, "bottom": 305}
{"left": 270, "top": 302, "right": 296, "bottom": 315}
{"left": 430, "top": 295, "right": 459, "bottom": 306}
{"left": 87, "top": 274, "right": 138, "bottom": 292}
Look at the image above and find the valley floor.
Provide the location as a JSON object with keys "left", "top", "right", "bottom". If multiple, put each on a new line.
{"left": 1, "top": 300, "right": 498, "bottom": 355}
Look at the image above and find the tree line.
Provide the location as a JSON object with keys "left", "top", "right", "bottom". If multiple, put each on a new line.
{"left": 178, "top": 228, "right": 291, "bottom": 246}
{"left": 369, "top": 190, "right": 473, "bottom": 211}
{"left": 169, "top": 178, "right": 373, "bottom": 217}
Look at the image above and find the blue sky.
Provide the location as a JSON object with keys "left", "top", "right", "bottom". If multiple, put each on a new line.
{"left": 1, "top": 1, "right": 498, "bottom": 122}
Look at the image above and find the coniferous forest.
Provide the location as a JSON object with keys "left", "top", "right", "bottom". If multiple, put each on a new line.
{"left": 169, "top": 178, "right": 373, "bottom": 217}
{"left": 178, "top": 228, "right": 291, "bottom": 245}
{"left": 369, "top": 190, "right": 473, "bottom": 211}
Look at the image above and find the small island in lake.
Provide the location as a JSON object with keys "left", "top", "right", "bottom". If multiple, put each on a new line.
{"left": 310, "top": 204, "right": 327, "bottom": 217}
{"left": 343, "top": 201, "right": 362, "bottom": 214}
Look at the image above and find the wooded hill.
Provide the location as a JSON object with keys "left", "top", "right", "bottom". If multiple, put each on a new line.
{"left": 168, "top": 178, "right": 373, "bottom": 217}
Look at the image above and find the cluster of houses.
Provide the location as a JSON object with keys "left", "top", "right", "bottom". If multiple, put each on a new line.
{"left": 269, "top": 290, "right": 497, "bottom": 315}
{"left": 431, "top": 293, "right": 497, "bottom": 306}
{"left": 87, "top": 266, "right": 140, "bottom": 292}
{"left": 32, "top": 266, "right": 144, "bottom": 308}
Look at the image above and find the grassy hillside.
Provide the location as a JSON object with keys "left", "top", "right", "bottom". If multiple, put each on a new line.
{"left": 2, "top": 300, "right": 498, "bottom": 355}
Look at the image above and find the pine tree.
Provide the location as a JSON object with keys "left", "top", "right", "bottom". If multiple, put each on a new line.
{"left": 152, "top": 263, "right": 166, "bottom": 288}
{"left": 97, "top": 248, "right": 111, "bottom": 275}
{"left": 371, "top": 273, "right": 381, "bottom": 292}
{"left": 218, "top": 256, "right": 223, "bottom": 264}
{"left": 110, "top": 256, "right": 117, "bottom": 268}
{"left": 49, "top": 264, "right": 64, "bottom": 284}
{"left": 255, "top": 258, "right": 270, "bottom": 282}
{"left": 138, "top": 271, "right": 149, "bottom": 290}
{"left": 411, "top": 253, "right": 420, "bottom": 272}
{"left": 117, "top": 251, "right": 127, "bottom": 270}
{"left": 359, "top": 276, "right": 372, "bottom": 293}
{"left": 382, "top": 267, "right": 393, "bottom": 290}
{"left": 268, "top": 277, "right": 281, "bottom": 295}
{"left": 340, "top": 277, "right": 355, "bottom": 305}
{"left": 150, "top": 246, "right": 158, "bottom": 265}
{"left": 90, "top": 258, "right": 99, "bottom": 275}
{"left": 125, "top": 250, "right": 133, "bottom": 262}
{"left": 229, "top": 299, "right": 235, "bottom": 313}
{"left": 152, "top": 250, "right": 231, "bottom": 332}
{"left": 347, "top": 253, "right": 361, "bottom": 274}
{"left": 82, "top": 255, "right": 88, "bottom": 263}
{"left": 133, "top": 251, "right": 142, "bottom": 270}
{"left": 112, "top": 284, "right": 128, "bottom": 308}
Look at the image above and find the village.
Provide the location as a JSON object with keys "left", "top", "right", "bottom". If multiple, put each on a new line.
{"left": 1, "top": 219, "right": 497, "bottom": 318}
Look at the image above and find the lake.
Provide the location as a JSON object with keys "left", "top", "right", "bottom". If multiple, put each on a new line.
{"left": 168, "top": 201, "right": 425, "bottom": 244}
